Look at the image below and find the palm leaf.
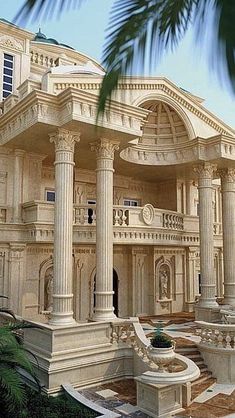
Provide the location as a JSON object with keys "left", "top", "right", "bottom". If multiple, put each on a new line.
{"left": 14, "top": 0, "right": 87, "bottom": 24}
{"left": 0, "top": 365, "right": 26, "bottom": 411}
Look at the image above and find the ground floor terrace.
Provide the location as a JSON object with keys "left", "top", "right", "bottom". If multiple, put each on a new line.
{"left": 22, "top": 312, "right": 235, "bottom": 418}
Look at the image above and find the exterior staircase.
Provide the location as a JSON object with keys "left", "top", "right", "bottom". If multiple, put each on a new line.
{"left": 175, "top": 341, "right": 216, "bottom": 399}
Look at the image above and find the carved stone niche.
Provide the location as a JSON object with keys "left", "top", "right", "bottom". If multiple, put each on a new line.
{"left": 39, "top": 257, "right": 53, "bottom": 314}
{"left": 155, "top": 256, "right": 173, "bottom": 308}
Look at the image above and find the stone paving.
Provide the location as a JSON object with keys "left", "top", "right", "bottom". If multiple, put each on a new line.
{"left": 77, "top": 313, "right": 235, "bottom": 417}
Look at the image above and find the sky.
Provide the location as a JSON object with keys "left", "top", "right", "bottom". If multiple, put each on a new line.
{"left": 2, "top": 0, "right": 235, "bottom": 128}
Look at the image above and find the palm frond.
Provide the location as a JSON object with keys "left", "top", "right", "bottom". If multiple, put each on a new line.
{"left": 213, "top": 0, "right": 235, "bottom": 90}
{"left": 99, "top": 0, "right": 235, "bottom": 114}
{"left": 14, "top": 0, "right": 87, "bottom": 25}
{"left": 0, "top": 365, "right": 26, "bottom": 411}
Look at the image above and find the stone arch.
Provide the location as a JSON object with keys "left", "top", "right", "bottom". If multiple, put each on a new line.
{"left": 39, "top": 256, "right": 53, "bottom": 313}
{"left": 133, "top": 94, "right": 195, "bottom": 140}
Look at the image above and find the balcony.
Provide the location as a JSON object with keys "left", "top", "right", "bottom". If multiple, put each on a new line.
{"left": 21, "top": 201, "right": 222, "bottom": 245}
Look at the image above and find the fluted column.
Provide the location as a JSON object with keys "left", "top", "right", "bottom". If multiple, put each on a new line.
{"left": 194, "top": 163, "right": 218, "bottom": 307}
{"left": 220, "top": 168, "right": 235, "bottom": 306}
{"left": 49, "top": 129, "right": 80, "bottom": 325}
{"left": 91, "top": 138, "right": 119, "bottom": 321}
{"left": 12, "top": 149, "right": 25, "bottom": 223}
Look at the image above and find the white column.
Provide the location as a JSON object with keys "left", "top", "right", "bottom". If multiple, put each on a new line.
{"left": 220, "top": 168, "right": 235, "bottom": 306}
{"left": 49, "top": 129, "right": 80, "bottom": 326}
{"left": 12, "top": 149, "right": 25, "bottom": 223}
{"left": 194, "top": 163, "right": 218, "bottom": 307}
{"left": 91, "top": 138, "right": 119, "bottom": 321}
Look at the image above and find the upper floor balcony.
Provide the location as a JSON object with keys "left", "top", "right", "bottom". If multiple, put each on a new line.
{"left": 18, "top": 201, "right": 222, "bottom": 246}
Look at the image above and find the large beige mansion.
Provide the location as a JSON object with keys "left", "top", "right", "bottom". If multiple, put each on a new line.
{"left": 1, "top": 18, "right": 235, "bottom": 324}
{"left": 2, "top": 18, "right": 235, "bottom": 404}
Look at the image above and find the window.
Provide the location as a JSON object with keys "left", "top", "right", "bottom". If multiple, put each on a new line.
{"left": 3, "top": 53, "right": 14, "bottom": 99}
{"left": 45, "top": 190, "right": 55, "bottom": 202}
{"left": 123, "top": 199, "right": 140, "bottom": 207}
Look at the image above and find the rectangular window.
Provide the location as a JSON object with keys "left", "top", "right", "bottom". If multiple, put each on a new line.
{"left": 3, "top": 53, "right": 14, "bottom": 99}
{"left": 123, "top": 199, "right": 140, "bottom": 207}
{"left": 45, "top": 190, "right": 55, "bottom": 202}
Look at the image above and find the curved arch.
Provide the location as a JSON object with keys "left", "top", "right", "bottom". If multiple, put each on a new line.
{"left": 132, "top": 93, "right": 196, "bottom": 140}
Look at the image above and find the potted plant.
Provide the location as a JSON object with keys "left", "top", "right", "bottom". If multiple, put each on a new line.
{"left": 147, "top": 330, "right": 175, "bottom": 372}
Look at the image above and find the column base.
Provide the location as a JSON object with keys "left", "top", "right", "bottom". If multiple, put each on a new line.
{"left": 48, "top": 312, "right": 77, "bottom": 326}
{"left": 92, "top": 310, "right": 117, "bottom": 322}
{"left": 223, "top": 297, "right": 235, "bottom": 307}
{"left": 194, "top": 305, "right": 221, "bottom": 322}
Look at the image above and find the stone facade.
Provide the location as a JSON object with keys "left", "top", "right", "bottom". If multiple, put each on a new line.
{"left": 0, "top": 19, "right": 234, "bottom": 327}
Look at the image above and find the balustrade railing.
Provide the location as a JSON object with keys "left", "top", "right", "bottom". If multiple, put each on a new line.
{"left": 196, "top": 321, "right": 235, "bottom": 349}
{"left": 31, "top": 50, "right": 56, "bottom": 67}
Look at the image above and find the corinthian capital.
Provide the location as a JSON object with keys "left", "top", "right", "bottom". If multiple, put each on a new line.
{"left": 90, "top": 138, "right": 120, "bottom": 159}
{"left": 49, "top": 129, "right": 80, "bottom": 152}
{"left": 194, "top": 162, "right": 217, "bottom": 179}
{"left": 218, "top": 168, "right": 235, "bottom": 183}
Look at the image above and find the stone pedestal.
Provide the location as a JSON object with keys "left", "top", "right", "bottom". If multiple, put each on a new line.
{"left": 136, "top": 378, "right": 183, "bottom": 418}
{"left": 91, "top": 139, "right": 119, "bottom": 321}
{"left": 220, "top": 169, "right": 235, "bottom": 306}
{"left": 49, "top": 129, "right": 80, "bottom": 326}
{"left": 194, "top": 163, "right": 218, "bottom": 311}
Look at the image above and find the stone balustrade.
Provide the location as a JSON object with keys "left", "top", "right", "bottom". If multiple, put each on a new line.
{"left": 196, "top": 321, "right": 235, "bottom": 349}
{"left": 31, "top": 49, "right": 57, "bottom": 67}
{"left": 163, "top": 212, "right": 184, "bottom": 230}
{"left": 20, "top": 201, "right": 222, "bottom": 242}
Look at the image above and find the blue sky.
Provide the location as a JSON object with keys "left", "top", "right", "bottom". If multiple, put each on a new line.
{"left": 2, "top": 0, "right": 235, "bottom": 128}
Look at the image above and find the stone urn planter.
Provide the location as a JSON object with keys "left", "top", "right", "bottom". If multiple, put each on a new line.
{"left": 147, "top": 333, "right": 175, "bottom": 372}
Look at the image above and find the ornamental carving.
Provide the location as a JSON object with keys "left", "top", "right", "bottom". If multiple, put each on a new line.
{"left": 142, "top": 204, "right": 154, "bottom": 225}
{"left": 49, "top": 129, "right": 80, "bottom": 152}
{"left": 193, "top": 163, "right": 217, "bottom": 179}
{"left": 0, "top": 35, "right": 24, "bottom": 51}
{"left": 218, "top": 168, "right": 235, "bottom": 183}
{"left": 90, "top": 138, "right": 119, "bottom": 159}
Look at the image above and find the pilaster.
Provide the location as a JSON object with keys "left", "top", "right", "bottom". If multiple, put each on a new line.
{"left": 90, "top": 138, "right": 119, "bottom": 321}
{"left": 8, "top": 243, "right": 26, "bottom": 315}
{"left": 49, "top": 128, "right": 80, "bottom": 325}
{"left": 12, "top": 149, "right": 25, "bottom": 223}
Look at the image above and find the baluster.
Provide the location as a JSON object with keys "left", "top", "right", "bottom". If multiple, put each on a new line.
{"left": 113, "top": 209, "right": 120, "bottom": 226}
{"left": 121, "top": 210, "right": 127, "bottom": 226}
{"left": 92, "top": 208, "right": 96, "bottom": 225}
{"left": 217, "top": 331, "right": 224, "bottom": 347}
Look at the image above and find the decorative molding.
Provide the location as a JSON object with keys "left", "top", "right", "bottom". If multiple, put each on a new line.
{"left": 142, "top": 204, "right": 154, "bottom": 225}
{"left": 218, "top": 168, "right": 235, "bottom": 183}
{"left": 0, "top": 35, "right": 24, "bottom": 51}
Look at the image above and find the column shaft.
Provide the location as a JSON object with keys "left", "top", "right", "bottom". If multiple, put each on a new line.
{"left": 49, "top": 129, "right": 80, "bottom": 325}
{"left": 220, "top": 169, "right": 235, "bottom": 306}
{"left": 91, "top": 139, "right": 119, "bottom": 321}
{"left": 195, "top": 163, "right": 218, "bottom": 307}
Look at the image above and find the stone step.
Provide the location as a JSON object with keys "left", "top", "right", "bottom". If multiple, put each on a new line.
{"left": 192, "top": 371, "right": 213, "bottom": 386}
{"left": 191, "top": 377, "right": 217, "bottom": 400}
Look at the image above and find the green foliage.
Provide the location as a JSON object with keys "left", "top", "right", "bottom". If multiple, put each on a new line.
{"left": 0, "top": 386, "right": 97, "bottom": 418}
{"left": 150, "top": 331, "right": 173, "bottom": 348}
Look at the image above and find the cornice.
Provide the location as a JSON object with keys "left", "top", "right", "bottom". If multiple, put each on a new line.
{"left": 120, "top": 134, "right": 235, "bottom": 167}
